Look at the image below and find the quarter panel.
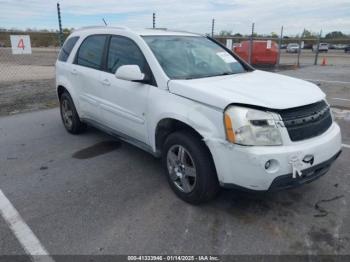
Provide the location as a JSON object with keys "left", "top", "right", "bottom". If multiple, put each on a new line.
{"left": 55, "top": 61, "right": 82, "bottom": 115}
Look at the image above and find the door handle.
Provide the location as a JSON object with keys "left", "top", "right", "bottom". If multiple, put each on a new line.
{"left": 101, "top": 79, "right": 111, "bottom": 86}
{"left": 71, "top": 69, "right": 78, "bottom": 75}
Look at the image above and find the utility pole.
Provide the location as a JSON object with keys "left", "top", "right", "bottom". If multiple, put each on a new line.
{"left": 153, "top": 13, "right": 156, "bottom": 29}
{"left": 248, "top": 22, "right": 255, "bottom": 65}
{"left": 211, "top": 18, "right": 215, "bottom": 37}
{"left": 57, "top": 2, "right": 63, "bottom": 47}
{"left": 277, "top": 25, "right": 284, "bottom": 68}
{"left": 314, "top": 29, "right": 322, "bottom": 65}
{"left": 297, "top": 28, "right": 305, "bottom": 68}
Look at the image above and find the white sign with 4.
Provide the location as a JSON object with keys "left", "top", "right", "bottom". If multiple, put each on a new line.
{"left": 10, "top": 35, "right": 32, "bottom": 55}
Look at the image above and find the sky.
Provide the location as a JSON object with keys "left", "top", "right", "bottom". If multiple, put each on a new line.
{"left": 0, "top": 0, "right": 349, "bottom": 35}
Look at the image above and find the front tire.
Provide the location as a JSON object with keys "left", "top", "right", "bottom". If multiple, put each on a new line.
{"left": 59, "top": 92, "right": 86, "bottom": 134}
{"left": 162, "top": 131, "right": 220, "bottom": 204}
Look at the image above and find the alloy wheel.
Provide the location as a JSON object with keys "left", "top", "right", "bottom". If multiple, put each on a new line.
{"left": 166, "top": 145, "right": 197, "bottom": 193}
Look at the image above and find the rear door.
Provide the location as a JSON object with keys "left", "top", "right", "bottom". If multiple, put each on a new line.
{"left": 72, "top": 34, "right": 108, "bottom": 121}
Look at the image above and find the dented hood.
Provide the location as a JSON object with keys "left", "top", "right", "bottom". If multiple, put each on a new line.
{"left": 168, "top": 70, "right": 325, "bottom": 110}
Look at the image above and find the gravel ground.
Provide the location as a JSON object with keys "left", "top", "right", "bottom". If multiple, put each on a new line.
{"left": 0, "top": 79, "right": 57, "bottom": 116}
{"left": 280, "top": 49, "right": 350, "bottom": 66}
{"left": 0, "top": 64, "right": 54, "bottom": 82}
{"left": 279, "top": 65, "right": 350, "bottom": 109}
{"left": 0, "top": 47, "right": 58, "bottom": 66}
{"left": 0, "top": 47, "right": 58, "bottom": 116}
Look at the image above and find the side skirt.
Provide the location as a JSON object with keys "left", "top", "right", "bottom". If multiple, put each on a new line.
{"left": 81, "top": 118, "right": 161, "bottom": 158}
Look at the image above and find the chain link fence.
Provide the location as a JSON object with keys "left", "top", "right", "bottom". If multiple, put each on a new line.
{"left": 0, "top": 31, "right": 67, "bottom": 115}
{"left": 215, "top": 35, "right": 350, "bottom": 69}
{"left": 0, "top": 28, "right": 349, "bottom": 115}
{"left": 0, "top": 31, "right": 62, "bottom": 82}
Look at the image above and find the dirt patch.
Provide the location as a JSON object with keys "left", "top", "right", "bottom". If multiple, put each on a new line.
{"left": 0, "top": 79, "right": 58, "bottom": 116}
{"left": 307, "top": 226, "right": 349, "bottom": 253}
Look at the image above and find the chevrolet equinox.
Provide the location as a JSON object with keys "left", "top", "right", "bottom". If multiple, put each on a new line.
{"left": 56, "top": 26, "right": 342, "bottom": 204}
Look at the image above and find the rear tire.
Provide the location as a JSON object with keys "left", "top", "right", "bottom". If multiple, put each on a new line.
{"left": 162, "top": 130, "right": 220, "bottom": 204}
{"left": 59, "top": 92, "right": 86, "bottom": 134}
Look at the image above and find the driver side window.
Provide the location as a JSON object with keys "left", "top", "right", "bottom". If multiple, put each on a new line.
{"left": 107, "top": 36, "right": 146, "bottom": 74}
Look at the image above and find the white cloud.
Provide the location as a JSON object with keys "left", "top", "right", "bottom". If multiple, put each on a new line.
{"left": 0, "top": 0, "right": 349, "bottom": 34}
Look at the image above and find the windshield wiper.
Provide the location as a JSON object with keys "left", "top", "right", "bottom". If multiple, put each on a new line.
{"left": 210, "top": 72, "right": 234, "bottom": 77}
{"left": 182, "top": 72, "right": 235, "bottom": 80}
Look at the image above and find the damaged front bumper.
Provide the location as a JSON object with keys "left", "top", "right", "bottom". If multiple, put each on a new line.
{"left": 206, "top": 122, "right": 342, "bottom": 191}
{"left": 268, "top": 150, "right": 341, "bottom": 191}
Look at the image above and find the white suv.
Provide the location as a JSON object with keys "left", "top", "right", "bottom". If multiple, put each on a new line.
{"left": 56, "top": 26, "right": 342, "bottom": 204}
{"left": 312, "top": 43, "right": 329, "bottom": 53}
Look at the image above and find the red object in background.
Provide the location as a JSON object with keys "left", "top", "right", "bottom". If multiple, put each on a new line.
{"left": 233, "top": 40, "right": 279, "bottom": 65}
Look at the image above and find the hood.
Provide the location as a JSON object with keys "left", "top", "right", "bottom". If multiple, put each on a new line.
{"left": 168, "top": 70, "right": 325, "bottom": 110}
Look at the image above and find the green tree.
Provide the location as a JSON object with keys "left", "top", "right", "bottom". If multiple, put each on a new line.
{"left": 270, "top": 32, "right": 278, "bottom": 38}
{"left": 63, "top": 28, "right": 72, "bottom": 34}
{"left": 219, "top": 30, "right": 233, "bottom": 36}
{"left": 325, "top": 31, "right": 347, "bottom": 39}
{"left": 303, "top": 29, "right": 317, "bottom": 38}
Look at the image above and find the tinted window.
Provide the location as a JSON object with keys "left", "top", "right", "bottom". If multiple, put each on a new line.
{"left": 107, "top": 36, "right": 146, "bottom": 73}
{"left": 58, "top": 36, "right": 79, "bottom": 62}
{"left": 76, "top": 35, "right": 107, "bottom": 70}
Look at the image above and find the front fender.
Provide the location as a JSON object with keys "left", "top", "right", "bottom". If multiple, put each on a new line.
{"left": 148, "top": 89, "right": 227, "bottom": 152}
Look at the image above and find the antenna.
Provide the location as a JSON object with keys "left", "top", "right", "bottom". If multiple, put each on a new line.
{"left": 102, "top": 18, "right": 108, "bottom": 26}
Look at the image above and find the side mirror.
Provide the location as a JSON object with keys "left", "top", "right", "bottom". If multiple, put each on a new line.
{"left": 115, "top": 65, "right": 145, "bottom": 82}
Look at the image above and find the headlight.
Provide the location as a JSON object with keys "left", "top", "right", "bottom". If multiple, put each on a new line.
{"left": 224, "top": 106, "right": 282, "bottom": 146}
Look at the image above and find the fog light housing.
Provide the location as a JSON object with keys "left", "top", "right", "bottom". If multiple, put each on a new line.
{"left": 264, "top": 159, "right": 279, "bottom": 173}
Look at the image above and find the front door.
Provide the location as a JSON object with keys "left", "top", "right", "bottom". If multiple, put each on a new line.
{"left": 99, "top": 35, "right": 153, "bottom": 144}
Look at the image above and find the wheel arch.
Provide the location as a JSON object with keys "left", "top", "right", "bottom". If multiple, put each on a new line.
{"left": 57, "top": 85, "right": 68, "bottom": 100}
{"left": 157, "top": 117, "right": 221, "bottom": 202}
{"left": 56, "top": 83, "right": 81, "bottom": 116}
{"left": 154, "top": 117, "right": 216, "bottom": 162}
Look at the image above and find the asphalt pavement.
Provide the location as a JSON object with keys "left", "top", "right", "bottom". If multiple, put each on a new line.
{"left": 0, "top": 108, "right": 349, "bottom": 257}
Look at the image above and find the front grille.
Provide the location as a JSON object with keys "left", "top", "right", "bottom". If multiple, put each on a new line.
{"left": 278, "top": 100, "right": 332, "bottom": 142}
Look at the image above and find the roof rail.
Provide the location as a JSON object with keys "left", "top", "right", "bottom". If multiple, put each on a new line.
{"left": 74, "top": 26, "right": 130, "bottom": 32}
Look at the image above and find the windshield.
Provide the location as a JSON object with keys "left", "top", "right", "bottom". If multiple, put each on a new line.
{"left": 143, "top": 36, "right": 246, "bottom": 79}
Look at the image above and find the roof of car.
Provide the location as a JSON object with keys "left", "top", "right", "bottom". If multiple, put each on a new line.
{"left": 73, "top": 26, "right": 201, "bottom": 37}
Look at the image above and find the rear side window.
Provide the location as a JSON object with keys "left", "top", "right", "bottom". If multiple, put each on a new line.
{"left": 107, "top": 36, "right": 146, "bottom": 73}
{"left": 76, "top": 35, "right": 107, "bottom": 70}
{"left": 58, "top": 36, "right": 79, "bottom": 62}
